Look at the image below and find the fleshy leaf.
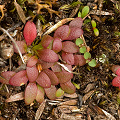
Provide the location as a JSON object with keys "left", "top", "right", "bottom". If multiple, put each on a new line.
{"left": 54, "top": 25, "right": 70, "bottom": 40}
{"left": 67, "top": 27, "right": 83, "bottom": 40}
{"left": 23, "top": 21, "right": 37, "bottom": 46}
{"left": 69, "top": 17, "right": 83, "bottom": 28}
{"left": 9, "top": 70, "right": 28, "bottom": 86}
{"left": 43, "top": 69, "right": 59, "bottom": 85}
{"left": 75, "top": 38, "right": 83, "bottom": 46}
{"left": 27, "top": 56, "right": 38, "bottom": 67}
{"left": 112, "top": 76, "right": 120, "bottom": 87}
{"left": 111, "top": 65, "right": 120, "bottom": 75}
{"left": 44, "top": 85, "right": 56, "bottom": 100}
{"left": 36, "top": 71, "right": 51, "bottom": 88}
{"left": 52, "top": 38, "right": 62, "bottom": 53}
{"left": 81, "top": 6, "right": 89, "bottom": 18}
{"left": 38, "top": 59, "right": 54, "bottom": 70}
{"left": 25, "top": 83, "right": 37, "bottom": 105}
{"left": 26, "top": 65, "right": 38, "bottom": 82}
{"left": 55, "top": 71, "right": 73, "bottom": 83}
{"left": 74, "top": 55, "right": 86, "bottom": 66}
{"left": 79, "top": 46, "right": 86, "bottom": 53}
{"left": 41, "top": 35, "right": 54, "bottom": 48}
{"left": 37, "top": 49, "right": 59, "bottom": 62}
{"left": 84, "top": 52, "right": 91, "bottom": 59}
{"left": 62, "top": 52, "right": 74, "bottom": 65}
{"left": 62, "top": 41, "right": 79, "bottom": 53}
{"left": 37, "top": 84, "right": 45, "bottom": 95}
{"left": 88, "top": 59, "right": 96, "bottom": 67}
{"left": 13, "top": 41, "right": 27, "bottom": 54}
{"left": 51, "top": 63, "right": 62, "bottom": 72}
{"left": 60, "top": 80, "right": 76, "bottom": 94}
{"left": 91, "top": 20, "right": 96, "bottom": 28}
{"left": 36, "top": 85, "right": 44, "bottom": 103}
{"left": 93, "top": 28, "right": 99, "bottom": 36}
{"left": 1, "top": 71, "right": 16, "bottom": 84}
{"left": 56, "top": 88, "right": 64, "bottom": 98}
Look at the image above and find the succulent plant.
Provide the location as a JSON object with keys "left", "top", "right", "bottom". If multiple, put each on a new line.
{"left": 0, "top": 17, "right": 96, "bottom": 105}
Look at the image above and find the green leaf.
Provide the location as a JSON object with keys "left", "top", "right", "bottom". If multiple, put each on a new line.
{"left": 81, "top": 6, "right": 89, "bottom": 18}
{"left": 94, "top": 28, "right": 99, "bottom": 36}
{"left": 32, "top": 43, "right": 43, "bottom": 51}
{"left": 72, "top": 82, "right": 80, "bottom": 89}
{"left": 88, "top": 59, "right": 96, "bottom": 67}
{"left": 78, "top": 11, "right": 81, "bottom": 17}
{"left": 84, "top": 52, "right": 91, "bottom": 59}
{"left": 56, "top": 88, "right": 64, "bottom": 98}
{"left": 75, "top": 38, "right": 83, "bottom": 46}
{"left": 84, "top": 19, "right": 91, "bottom": 24}
{"left": 79, "top": 46, "right": 86, "bottom": 53}
{"left": 91, "top": 20, "right": 96, "bottom": 28}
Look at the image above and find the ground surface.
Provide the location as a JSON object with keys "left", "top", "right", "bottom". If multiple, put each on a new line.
{"left": 0, "top": 0, "right": 120, "bottom": 120}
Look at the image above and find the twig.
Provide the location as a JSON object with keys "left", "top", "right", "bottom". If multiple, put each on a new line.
{"left": 43, "top": 18, "right": 74, "bottom": 35}
{"left": 0, "top": 27, "right": 25, "bottom": 64}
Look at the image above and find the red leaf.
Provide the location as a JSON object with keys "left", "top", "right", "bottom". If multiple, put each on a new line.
{"left": 52, "top": 38, "right": 62, "bottom": 53}
{"left": 74, "top": 55, "right": 86, "bottom": 66}
{"left": 69, "top": 17, "right": 83, "bottom": 28}
{"left": 26, "top": 65, "right": 38, "bottom": 82}
{"left": 25, "top": 83, "right": 37, "bottom": 105}
{"left": 67, "top": 27, "right": 83, "bottom": 40}
{"left": 36, "top": 85, "right": 44, "bottom": 103}
{"left": 1, "top": 71, "right": 16, "bottom": 84}
{"left": 62, "top": 52, "right": 74, "bottom": 65}
{"left": 55, "top": 71, "right": 73, "bottom": 83}
{"left": 23, "top": 21, "right": 37, "bottom": 46}
{"left": 62, "top": 41, "right": 79, "bottom": 53}
{"left": 37, "top": 49, "right": 59, "bottom": 62}
{"left": 112, "top": 76, "right": 120, "bottom": 87}
{"left": 60, "top": 80, "right": 76, "bottom": 94}
{"left": 36, "top": 71, "right": 51, "bottom": 88}
{"left": 44, "top": 85, "right": 56, "bottom": 100}
{"left": 27, "top": 56, "right": 38, "bottom": 67}
{"left": 38, "top": 59, "right": 54, "bottom": 70}
{"left": 9, "top": 70, "right": 28, "bottom": 86}
{"left": 43, "top": 69, "right": 59, "bottom": 85}
{"left": 54, "top": 25, "right": 70, "bottom": 40}
{"left": 41, "top": 35, "right": 54, "bottom": 48}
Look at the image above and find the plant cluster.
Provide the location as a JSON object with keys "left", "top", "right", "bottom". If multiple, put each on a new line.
{"left": 0, "top": 17, "right": 96, "bottom": 105}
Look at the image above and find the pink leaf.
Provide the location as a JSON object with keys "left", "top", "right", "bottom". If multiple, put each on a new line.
{"left": 62, "top": 52, "right": 74, "bottom": 65}
{"left": 36, "top": 71, "right": 51, "bottom": 88}
{"left": 52, "top": 38, "right": 62, "bottom": 53}
{"left": 67, "top": 27, "right": 83, "bottom": 40}
{"left": 13, "top": 41, "right": 27, "bottom": 54}
{"left": 74, "top": 55, "right": 86, "bottom": 66}
{"left": 69, "top": 17, "right": 83, "bottom": 28}
{"left": 44, "top": 85, "right": 56, "bottom": 100}
{"left": 112, "top": 76, "right": 120, "bottom": 87}
{"left": 41, "top": 35, "right": 54, "bottom": 48}
{"left": 37, "top": 49, "right": 59, "bottom": 62}
{"left": 25, "top": 83, "right": 37, "bottom": 105}
{"left": 23, "top": 21, "right": 37, "bottom": 46}
{"left": 60, "top": 80, "right": 76, "bottom": 94}
{"left": 55, "top": 71, "right": 73, "bottom": 83}
{"left": 1, "top": 71, "right": 16, "bottom": 84}
{"left": 36, "top": 85, "right": 44, "bottom": 103}
{"left": 51, "top": 63, "right": 62, "bottom": 72}
{"left": 62, "top": 41, "right": 79, "bottom": 53}
{"left": 27, "top": 56, "right": 38, "bottom": 67}
{"left": 54, "top": 25, "right": 70, "bottom": 40}
{"left": 38, "top": 59, "right": 54, "bottom": 70}
{"left": 43, "top": 69, "right": 59, "bottom": 85}
{"left": 9, "top": 70, "right": 28, "bottom": 86}
{"left": 26, "top": 65, "right": 38, "bottom": 82}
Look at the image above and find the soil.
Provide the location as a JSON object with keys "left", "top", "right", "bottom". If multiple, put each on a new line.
{"left": 0, "top": 0, "right": 120, "bottom": 120}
